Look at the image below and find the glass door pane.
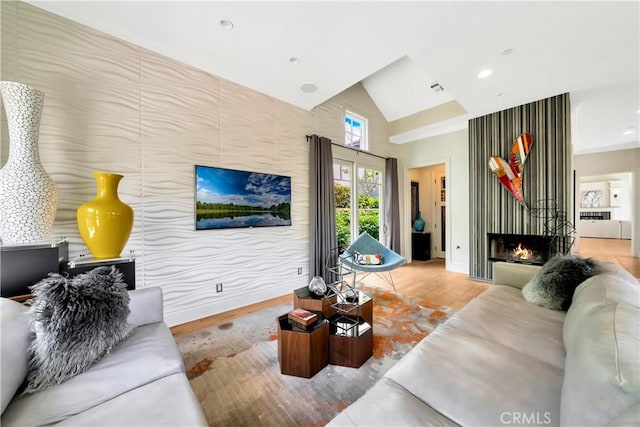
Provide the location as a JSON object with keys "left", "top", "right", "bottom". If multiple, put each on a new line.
{"left": 333, "top": 162, "right": 352, "bottom": 249}
{"left": 357, "top": 167, "right": 382, "bottom": 240}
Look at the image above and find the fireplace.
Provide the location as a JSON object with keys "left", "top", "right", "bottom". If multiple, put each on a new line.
{"left": 487, "top": 233, "right": 555, "bottom": 266}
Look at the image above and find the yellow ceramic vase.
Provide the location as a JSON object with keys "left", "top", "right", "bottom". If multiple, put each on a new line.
{"left": 77, "top": 172, "right": 133, "bottom": 259}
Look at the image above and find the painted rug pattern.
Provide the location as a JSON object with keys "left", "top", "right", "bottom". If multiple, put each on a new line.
{"left": 175, "top": 285, "right": 455, "bottom": 426}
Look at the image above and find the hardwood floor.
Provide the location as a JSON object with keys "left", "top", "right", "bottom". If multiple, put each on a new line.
{"left": 361, "top": 258, "right": 488, "bottom": 310}
{"left": 171, "top": 259, "right": 487, "bottom": 336}
{"left": 172, "top": 239, "right": 638, "bottom": 335}
{"left": 574, "top": 237, "right": 639, "bottom": 278}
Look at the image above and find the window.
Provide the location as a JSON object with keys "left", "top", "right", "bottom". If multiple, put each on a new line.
{"left": 344, "top": 111, "right": 368, "bottom": 150}
{"left": 333, "top": 160, "right": 383, "bottom": 249}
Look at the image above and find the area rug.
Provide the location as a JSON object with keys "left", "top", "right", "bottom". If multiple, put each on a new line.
{"left": 175, "top": 285, "right": 455, "bottom": 427}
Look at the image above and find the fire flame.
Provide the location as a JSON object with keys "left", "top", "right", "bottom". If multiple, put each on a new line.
{"left": 513, "top": 243, "right": 534, "bottom": 259}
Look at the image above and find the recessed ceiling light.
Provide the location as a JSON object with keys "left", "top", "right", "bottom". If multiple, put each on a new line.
{"left": 622, "top": 128, "right": 635, "bottom": 135}
{"left": 430, "top": 83, "right": 444, "bottom": 92}
{"left": 477, "top": 69, "right": 493, "bottom": 79}
{"left": 220, "top": 19, "right": 234, "bottom": 30}
{"left": 300, "top": 83, "right": 317, "bottom": 93}
{"left": 289, "top": 57, "right": 300, "bottom": 65}
{"left": 502, "top": 49, "right": 514, "bottom": 56}
{"left": 497, "top": 93, "right": 504, "bottom": 97}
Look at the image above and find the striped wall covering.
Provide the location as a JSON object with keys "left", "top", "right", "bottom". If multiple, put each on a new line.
{"left": 469, "top": 93, "right": 571, "bottom": 280}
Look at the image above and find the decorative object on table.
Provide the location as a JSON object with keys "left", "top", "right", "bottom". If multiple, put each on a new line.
{"left": 308, "top": 276, "right": 327, "bottom": 296}
{"left": 23, "top": 265, "right": 131, "bottom": 394}
{"left": 489, "top": 133, "right": 533, "bottom": 207}
{"left": 77, "top": 172, "right": 134, "bottom": 259}
{"left": 0, "top": 81, "right": 58, "bottom": 244}
{"left": 288, "top": 308, "right": 318, "bottom": 326}
{"left": 522, "top": 255, "right": 601, "bottom": 311}
{"left": 413, "top": 211, "right": 425, "bottom": 231}
{"left": 287, "top": 308, "right": 318, "bottom": 328}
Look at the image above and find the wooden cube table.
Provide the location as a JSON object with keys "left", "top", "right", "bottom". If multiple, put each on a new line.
{"left": 329, "top": 316, "right": 373, "bottom": 368}
{"left": 277, "top": 315, "right": 329, "bottom": 378}
{"left": 293, "top": 286, "right": 338, "bottom": 319}
{"left": 333, "top": 290, "right": 373, "bottom": 325}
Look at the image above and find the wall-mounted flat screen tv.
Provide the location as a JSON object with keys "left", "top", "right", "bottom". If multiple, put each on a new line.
{"left": 195, "top": 165, "right": 291, "bottom": 230}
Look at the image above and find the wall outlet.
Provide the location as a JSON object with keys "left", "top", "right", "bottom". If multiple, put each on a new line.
{"left": 297, "top": 268, "right": 302, "bottom": 275}
{"left": 216, "top": 283, "right": 223, "bottom": 293}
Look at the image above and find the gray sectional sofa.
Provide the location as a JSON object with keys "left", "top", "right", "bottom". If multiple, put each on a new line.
{"left": 1, "top": 287, "right": 207, "bottom": 426}
{"left": 329, "top": 261, "right": 639, "bottom": 426}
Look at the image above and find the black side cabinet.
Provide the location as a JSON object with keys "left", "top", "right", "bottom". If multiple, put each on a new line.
{"left": 1, "top": 239, "right": 69, "bottom": 298}
{"left": 63, "top": 256, "right": 136, "bottom": 290}
{"left": 412, "top": 232, "right": 431, "bottom": 261}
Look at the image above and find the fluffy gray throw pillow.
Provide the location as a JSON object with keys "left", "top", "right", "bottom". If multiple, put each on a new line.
{"left": 522, "top": 255, "right": 601, "bottom": 311}
{"left": 23, "top": 266, "right": 131, "bottom": 394}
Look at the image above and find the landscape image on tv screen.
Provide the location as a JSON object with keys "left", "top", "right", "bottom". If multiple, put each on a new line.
{"left": 195, "top": 165, "right": 292, "bottom": 230}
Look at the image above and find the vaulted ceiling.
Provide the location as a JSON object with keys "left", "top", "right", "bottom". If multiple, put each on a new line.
{"left": 29, "top": 1, "right": 640, "bottom": 154}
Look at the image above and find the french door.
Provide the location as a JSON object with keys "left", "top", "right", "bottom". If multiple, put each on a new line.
{"left": 333, "top": 160, "right": 384, "bottom": 249}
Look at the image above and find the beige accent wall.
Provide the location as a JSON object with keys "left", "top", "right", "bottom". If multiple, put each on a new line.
{"left": 0, "top": 1, "right": 394, "bottom": 325}
{"left": 388, "top": 100, "right": 467, "bottom": 137}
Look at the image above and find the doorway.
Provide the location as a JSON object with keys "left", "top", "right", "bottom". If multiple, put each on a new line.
{"left": 408, "top": 163, "right": 446, "bottom": 260}
{"left": 575, "top": 172, "right": 634, "bottom": 249}
{"left": 433, "top": 169, "right": 446, "bottom": 258}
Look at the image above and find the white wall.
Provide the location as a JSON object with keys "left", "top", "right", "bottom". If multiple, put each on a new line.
{"left": 397, "top": 129, "right": 469, "bottom": 274}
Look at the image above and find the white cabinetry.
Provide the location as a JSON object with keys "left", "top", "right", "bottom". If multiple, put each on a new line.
{"left": 577, "top": 220, "right": 632, "bottom": 239}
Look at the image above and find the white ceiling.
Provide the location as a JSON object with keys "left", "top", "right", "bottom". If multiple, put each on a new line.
{"left": 29, "top": 1, "right": 640, "bottom": 154}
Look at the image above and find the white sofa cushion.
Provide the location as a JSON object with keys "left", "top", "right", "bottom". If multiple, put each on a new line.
{"left": 0, "top": 299, "right": 30, "bottom": 413}
{"left": 1, "top": 322, "right": 185, "bottom": 426}
{"left": 385, "top": 322, "right": 564, "bottom": 426}
{"left": 56, "top": 373, "right": 207, "bottom": 426}
{"left": 327, "top": 377, "right": 459, "bottom": 427}
{"left": 561, "top": 273, "right": 640, "bottom": 426}
{"left": 447, "top": 285, "right": 566, "bottom": 369}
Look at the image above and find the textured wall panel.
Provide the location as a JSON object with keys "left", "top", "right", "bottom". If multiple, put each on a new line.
{"left": 2, "top": 2, "right": 392, "bottom": 325}
{"left": 9, "top": 2, "right": 144, "bottom": 286}
{"left": 469, "top": 93, "right": 571, "bottom": 280}
{"left": 220, "top": 79, "right": 276, "bottom": 171}
{"left": 141, "top": 49, "right": 224, "bottom": 316}
{"left": 1, "top": 1, "right": 18, "bottom": 165}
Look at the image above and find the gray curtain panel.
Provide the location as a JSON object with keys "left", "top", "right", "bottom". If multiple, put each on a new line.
{"left": 384, "top": 157, "right": 401, "bottom": 252}
{"left": 309, "top": 135, "right": 338, "bottom": 283}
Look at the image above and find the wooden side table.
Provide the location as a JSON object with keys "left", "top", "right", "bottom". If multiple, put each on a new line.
{"left": 293, "top": 286, "right": 337, "bottom": 319}
{"left": 277, "top": 315, "right": 329, "bottom": 378}
{"left": 329, "top": 316, "right": 373, "bottom": 368}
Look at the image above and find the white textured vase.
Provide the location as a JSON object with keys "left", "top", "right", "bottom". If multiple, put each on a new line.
{"left": 0, "top": 81, "right": 58, "bottom": 244}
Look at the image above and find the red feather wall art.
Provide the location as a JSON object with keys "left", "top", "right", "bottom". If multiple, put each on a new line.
{"left": 488, "top": 133, "right": 533, "bottom": 207}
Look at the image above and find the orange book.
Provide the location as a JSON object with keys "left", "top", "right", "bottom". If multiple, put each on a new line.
{"left": 288, "top": 308, "right": 317, "bottom": 326}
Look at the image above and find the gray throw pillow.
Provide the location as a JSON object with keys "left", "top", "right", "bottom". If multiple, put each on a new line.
{"left": 23, "top": 266, "right": 131, "bottom": 394}
{"left": 522, "top": 255, "right": 601, "bottom": 311}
